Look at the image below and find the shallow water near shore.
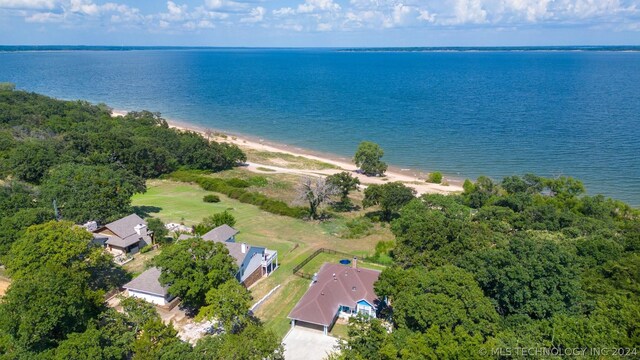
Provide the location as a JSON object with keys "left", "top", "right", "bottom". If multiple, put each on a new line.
{"left": 1, "top": 48, "right": 639, "bottom": 206}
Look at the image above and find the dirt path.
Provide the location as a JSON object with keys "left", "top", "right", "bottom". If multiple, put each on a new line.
{"left": 244, "top": 161, "right": 459, "bottom": 196}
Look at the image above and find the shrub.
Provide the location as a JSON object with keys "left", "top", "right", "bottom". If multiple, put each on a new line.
{"left": 227, "top": 188, "right": 248, "bottom": 199}
{"left": 225, "top": 178, "right": 250, "bottom": 188}
{"left": 342, "top": 217, "right": 374, "bottom": 239}
{"left": 248, "top": 176, "right": 269, "bottom": 187}
{"left": 203, "top": 194, "right": 220, "bottom": 203}
{"left": 140, "top": 245, "right": 152, "bottom": 253}
{"left": 427, "top": 171, "right": 443, "bottom": 184}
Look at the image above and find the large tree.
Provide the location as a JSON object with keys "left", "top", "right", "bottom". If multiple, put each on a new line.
{"left": 40, "top": 163, "right": 145, "bottom": 224}
{"left": 462, "top": 235, "right": 583, "bottom": 319}
{"left": 197, "top": 279, "right": 253, "bottom": 333}
{"left": 326, "top": 171, "right": 360, "bottom": 209}
{"left": 0, "top": 207, "right": 53, "bottom": 259}
{"left": 0, "top": 266, "right": 104, "bottom": 352}
{"left": 193, "top": 322, "right": 283, "bottom": 360}
{"left": 193, "top": 210, "right": 237, "bottom": 235}
{"left": 353, "top": 141, "right": 387, "bottom": 176}
{"left": 5, "top": 220, "right": 127, "bottom": 291}
{"left": 5, "top": 139, "right": 58, "bottom": 184}
{"left": 363, "top": 182, "right": 416, "bottom": 221}
{"left": 153, "top": 237, "right": 238, "bottom": 309}
{"left": 297, "top": 177, "right": 338, "bottom": 220}
{"left": 385, "top": 266, "right": 499, "bottom": 338}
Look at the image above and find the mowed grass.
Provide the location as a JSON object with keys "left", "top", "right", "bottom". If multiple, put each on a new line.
{"left": 131, "top": 179, "right": 388, "bottom": 338}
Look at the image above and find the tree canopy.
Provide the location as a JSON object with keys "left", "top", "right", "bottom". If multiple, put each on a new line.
{"left": 337, "top": 174, "right": 640, "bottom": 359}
{"left": 354, "top": 141, "right": 387, "bottom": 176}
{"left": 197, "top": 279, "right": 253, "bottom": 333}
{"left": 39, "top": 163, "right": 145, "bottom": 224}
{"left": 153, "top": 237, "right": 238, "bottom": 309}
{"left": 363, "top": 182, "right": 416, "bottom": 221}
{"left": 326, "top": 171, "right": 360, "bottom": 209}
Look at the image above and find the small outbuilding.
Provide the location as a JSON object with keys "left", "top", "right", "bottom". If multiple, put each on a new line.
{"left": 123, "top": 267, "right": 174, "bottom": 306}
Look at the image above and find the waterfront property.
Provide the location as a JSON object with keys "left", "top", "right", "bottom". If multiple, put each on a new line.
{"left": 123, "top": 267, "right": 176, "bottom": 306}
{"left": 91, "top": 214, "right": 152, "bottom": 255}
{"left": 288, "top": 262, "right": 381, "bottom": 335}
{"left": 182, "top": 225, "right": 278, "bottom": 287}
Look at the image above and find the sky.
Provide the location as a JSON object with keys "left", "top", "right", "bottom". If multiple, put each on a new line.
{"left": 1, "top": 0, "right": 639, "bottom": 46}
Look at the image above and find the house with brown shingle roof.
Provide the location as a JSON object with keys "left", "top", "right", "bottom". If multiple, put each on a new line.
{"left": 288, "top": 262, "right": 381, "bottom": 335}
{"left": 92, "top": 214, "right": 152, "bottom": 255}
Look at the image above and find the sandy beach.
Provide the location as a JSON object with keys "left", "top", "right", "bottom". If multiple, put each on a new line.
{"left": 111, "top": 110, "right": 463, "bottom": 196}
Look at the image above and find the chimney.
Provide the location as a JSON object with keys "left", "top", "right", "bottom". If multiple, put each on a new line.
{"left": 134, "top": 224, "right": 147, "bottom": 236}
{"left": 241, "top": 243, "right": 247, "bottom": 254}
{"left": 352, "top": 256, "right": 357, "bottom": 269}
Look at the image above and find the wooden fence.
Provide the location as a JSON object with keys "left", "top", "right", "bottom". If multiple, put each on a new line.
{"left": 292, "top": 248, "right": 359, "bottom": 279}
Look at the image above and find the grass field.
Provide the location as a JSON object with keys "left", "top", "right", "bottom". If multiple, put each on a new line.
{"left": 131, "top": 179, "right": 391, "bottom": 338}
{"left": 245, "top": 149, "right": 339, "bottom": 170}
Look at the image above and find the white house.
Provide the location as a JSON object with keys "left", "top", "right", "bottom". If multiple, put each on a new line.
{"left": 123, "top": 267, "right": 174, "bottom": 306}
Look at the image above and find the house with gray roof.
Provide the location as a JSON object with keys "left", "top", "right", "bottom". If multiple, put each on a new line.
{"left": 123, "top": 267, "right": 175, "bottom": 306}
{"left": 288, "top": 262, "right": 381, "bottom": 335}
{"left": 93, "top": 214, "right": 152, "bottom": 255}
{"left": 181, "top": 224, "right": 278, "bottom": 287}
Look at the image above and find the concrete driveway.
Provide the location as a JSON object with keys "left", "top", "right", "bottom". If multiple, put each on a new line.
{"left": 283, "top": 326, "right": 339, "bottom": 360}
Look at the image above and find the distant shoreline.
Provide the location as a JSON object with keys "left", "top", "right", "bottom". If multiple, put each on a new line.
{"left": 111, "top": 109, "right": 463, "bottom": 196}
{"left": 2, "top": 45, "right": 640, "bottom": 53}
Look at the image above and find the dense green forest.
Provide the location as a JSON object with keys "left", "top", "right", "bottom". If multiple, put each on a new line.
{"left": 336, "top": 175, "right": 640, "bottom": 359}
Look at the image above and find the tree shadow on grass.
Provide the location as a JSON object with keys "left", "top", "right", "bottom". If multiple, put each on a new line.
{"left": 363, "top": 210, "right": 400, "bottom": 222}
{"left": 134, "top": 205, "right": 162, "bottom": 218}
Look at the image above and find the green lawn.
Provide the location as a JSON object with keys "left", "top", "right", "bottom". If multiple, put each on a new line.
{"left": 297, "top": 252, "right": 385, "bottom": 277}
{"left": 131, "top": 179, "right": 388, "bottom": 339}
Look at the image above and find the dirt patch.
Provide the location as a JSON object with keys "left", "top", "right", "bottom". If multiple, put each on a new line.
{"left": 0, "top": 277, "right": 11, "bottom": 297}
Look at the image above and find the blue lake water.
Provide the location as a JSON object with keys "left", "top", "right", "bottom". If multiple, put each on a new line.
{"left": 1, "top": 49, "right": 639, "bottom": 206}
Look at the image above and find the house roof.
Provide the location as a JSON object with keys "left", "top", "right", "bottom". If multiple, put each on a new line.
{"left": 177, "top": 232, "right": 250, "bottom": 267}
{"left": 97, "top": 214, "right": 149, "bottom": 248}
{"left": 103, "top": 214, "right": 146, "bottom": 238}
{"left": 288, "top": 263, "right": 380, "bottom": 327}
{"left": 224, "top": 242, "right": 250, "bottom": 267}
{"left": 201, "top": 224, "right": 238, "bottom": 243}
{"left": 123, "top": 267, "right": 168, "bottom": 297}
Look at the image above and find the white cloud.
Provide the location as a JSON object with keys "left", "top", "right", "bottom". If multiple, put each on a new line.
{"left": 203, "top": 0, "right": 247, "bottom": 11}
{"left": 240, "top": 6, "right": 265, "bottom": 22}
{"left": 25, "top": 10, "right": 63, "bottom": 21}
{"left": 297, "top": 0, "right": 341, "bottom": 14}
{"left": 67, "top": 0, "right": 99, "bottom": 16}
{"left": 273, "top": 6, "right": 295, "bottom": 17}
{"left": 418, "top": 9, "right": 436, "bottom": 22}
{"left": 7, "top": 0, "right": 640, "bottom": 35}
{"left": 0, "top": 0, "right": 57, "bottom": 9}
